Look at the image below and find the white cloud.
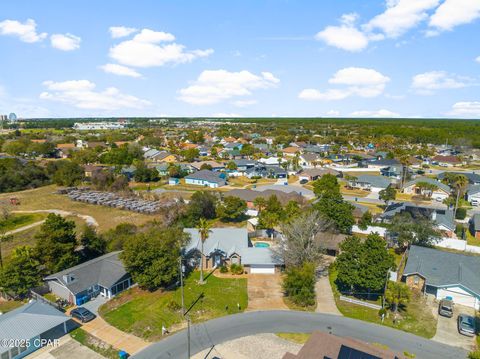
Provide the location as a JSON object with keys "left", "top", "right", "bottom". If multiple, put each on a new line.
{"left": 299, "top": 67, "right": 390, "bottom": 101}
{"left": 109, "top": 26, "right": 138, "bottom": 38}
{"left": 315, "top": 13, "right": 369, "bottom": 52}
{"left": 429, "top": 0, "right": 480, "bottom": 33}
{"left": 447, "top": 101, "right": 480, "bottom": 117}
{"left": 476, "top": 56, "right": 480, "bottom": 63}
{"left": 350, "top": 109, "right": 400, "bottom": 117}
{"left": 100, "top": 63, "right": 142, "bottom": 78}
{"left": 233, "top": 99, "right": 257, "bottom": 107}
{"left": 365, "top": 0, "right": 440, "bottom": 38}
{"left": 178, "top": 70, "right": 279, "bottom": 105}
{"left": 109, "top": 28, "right": 213, "bottom": 68}
{"left": 411, "top": 71, "right": 470, "bottom": 94}
{"left": 50, "top": 33, "right": 81, "bottom": 51}
{"left": 0, "top": 19, "right": 47, "bottom": 43}
{"left": 211, "top": 113, "right": 242, "bottom": 118}
{"left": 326, "top": 110, "right": 341, "bottom": 116}
{"left": 40, "top": 80, "right": 150, "bottom": 110}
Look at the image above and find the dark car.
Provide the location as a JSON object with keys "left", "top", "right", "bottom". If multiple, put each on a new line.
{"left": 70, "top": 307, "right": 96, "bottom": 323}
{"left": 299, "top": 179, "right": 308, "bottom": 184}
{"left": 458, "top": 314, "right": 476, "bottom": 337}
{"left": 438, "top": 299, "right": 453, "bottom": 318}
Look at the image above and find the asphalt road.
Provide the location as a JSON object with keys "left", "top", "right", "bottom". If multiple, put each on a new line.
{"left": 133, "top": 311, "right": 467, "bottom": 359}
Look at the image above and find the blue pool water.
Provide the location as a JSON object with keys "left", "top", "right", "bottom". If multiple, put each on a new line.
{"left": 254, "top": 242, "right": 270, "bottom": 248}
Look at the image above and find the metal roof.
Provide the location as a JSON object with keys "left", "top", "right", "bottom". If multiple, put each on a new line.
{"left": 403, "top": 176, "right": 451, "bottom": 193}
{"left": 0, "top": 300, "right": 69, "bottom": 350}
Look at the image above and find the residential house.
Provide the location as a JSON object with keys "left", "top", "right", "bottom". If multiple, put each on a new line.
{"left": 184, "top": 228, "right": 283, "bottom": 274}
{"left": 121, "top": 165, "right": 136, "bottom": 180}
{"left": 438, "top": 172, "right": 480, "bottom": 185}
{"left": 145, "top": 150, "right": 178, "bottom": 163}
{"left": 0, "top": 300, "right": 72, "bottom": 359}
{"left": 184, "top": 170, "right": 227, "bottom": 188}
{"left": 298, "top": 153, "right": 322, "bottom": 168}
{"left": 283, "top": 330, "right": 404, "bottom": 359}
{"left": 191, "top": 161, "right": 225, "bottom": 171}
{"left": 366, "top": 158, "right": 401, "bottom": 170}
{"left": 315, "top": 232, "right": 348, "bottom": 257}
{"left": 226, "top": 189, "right": 304, "bottom": 209}
{"left": 380, "top": 165, "right": 403, "bottom": 181}
{"left": 44, "top": 251, "right": 133, "bottom": 306}
{"left": 227, "top": 159, "right": 258, "bottom": 176}
{"left": 470, "top": 214, "right": 480, "bottom": 239}
{"left": 55, "top": 143, "right": 77, "bottom": 158}
{"left": 381, "top": 202, "right": 455, "bottom": 237}
{"left": 281, "top": 146, "right": 301, "bottom": 157}
{"left": 246, "top": 164, "right": 287, "bottom": 179}
{"left": 298, "top": 168, "right": 340, "bottom": 182}
{"left": 83, "top": 164, "right": 106, "bottom": 178}
{"left": 258, "top": 157, "right": 287, "bottom": 166}
{"left": 432, "top": 155, "right": 462, "bottom": 167}
{"left": 402, "top": 177, "right": 450, "bottom": 201}
{"left": 467, "top": 185, "right": 480, "bottom": 205}
{"left": 403, "top": 245, "right": 480, "bottom": 310}
{"left": 86, "top": 141, "right": 107, "bottom": 149}
{"left": 348, "top": 175, "right": 391, "bottom": 193}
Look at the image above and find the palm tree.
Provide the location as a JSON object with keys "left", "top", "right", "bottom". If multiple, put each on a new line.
{"left": 385, "top": 281, "right": 410, "bottom": 318}
{"left": 197, "top": 218, "right": 212, "bottom": 284}
{"left": 453, "top": 175, "right": 468, "bottom": 218}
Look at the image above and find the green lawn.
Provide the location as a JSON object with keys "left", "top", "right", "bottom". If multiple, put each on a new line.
{"left": 0, "top": 300, "right": 24, "bottom": 313}
{"left": 99, "top": 272, "right": 247, "bottom": 340}
{"left": 329, "top": 266, "right": 436, "bottom": 339}
{"left": 0, "top": 213, "right": 47, "bottom": 233}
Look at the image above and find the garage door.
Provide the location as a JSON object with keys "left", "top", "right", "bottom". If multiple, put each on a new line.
{"left": 438, "top": 288, "right": 478, "bottom": 309}
{"left": 250, "top": 265, "right": 275, "bottom": 274}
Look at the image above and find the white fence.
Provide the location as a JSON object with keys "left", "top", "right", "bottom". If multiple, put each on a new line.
{"left": 435, "top": 237, "right": 480, "bottom": 254}
{"left": 339, "top": 296, "right": 382, "bottom": 310}
{"left": 352, "top": 225, "right": 387, "bottom": 238}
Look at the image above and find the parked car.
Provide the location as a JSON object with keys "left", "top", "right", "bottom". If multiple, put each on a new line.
{"left": 70, "top": 307, "right": 96, "bottom": 323}
{"left": 299, "top": 179, "right": 308, "bottom": 184}
{"left": 458, "top": 314, "right": 476, "bottom": 337}
{"left": 438, "top": 299, "right": 453, "bottom": 318}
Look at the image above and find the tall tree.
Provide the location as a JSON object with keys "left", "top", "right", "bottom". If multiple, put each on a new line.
{"left": 216, "top": 196, "right": 247, "bottom": 222}
{"left": 313, "top": 174, "right": 340, "bottom": 197}
{"left": 0, "top": 246, "right": 42, "bottom": 297}
{"left": 385, "top": 281, "right": 410, "bottom": 316}
{"left": 80, "top": 225, "right": 106, "bottom": 261}
{"left": 197, "top": 218, "right": 212, "bottom": 284}
{"left": 283, "top": 262, "right": 316, "bottom": 307}
{"left": 453, "top": 175, "right": 468, "bottom": 218}
{"left": 277, "top": 210, "right": 329, "bottom": 267}
{"left": 34, "top": 214, "right": 79, "bottom": 273}
{"left": 186, "top": 191, "right": 218, "bottom": 225}
{"left": 379, "top": 186, "right": 396, "bottom": 205}
{"left": 389, "top": 212, "right": 440, "bottom": 247}
{"left": 121, "top": 227, "right": 187, "bottom": 291}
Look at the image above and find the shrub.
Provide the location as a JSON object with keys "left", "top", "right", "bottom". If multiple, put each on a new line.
{"left": 230, "top": 263, "right": 244, "bottom": 275}
{"left": 468, "top": 350, "right": 480, "bottom": 359}
{"left": 456, "top": 207, "right": 467, "bottom": 220}
{"left": 166, "top": 300, "right": 181, "bottom": 311}
{"left": 219, "top": 265, "right": 228, "bottom": 273}
{"left": 283, "top": 262, "right": 316, "bottom": 307}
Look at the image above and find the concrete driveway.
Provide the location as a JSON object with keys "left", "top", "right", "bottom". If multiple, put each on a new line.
{"left": 247, "top": 274, "right": 288, "bottom": 311}
{"left": 25, "top": 336, "right": 103, "bottom": 359}
{"left": 432, "top": 300, "right": 476, "bottom": 351}
{"left": 315, "top": 262, "right": 342, "bottom": 316}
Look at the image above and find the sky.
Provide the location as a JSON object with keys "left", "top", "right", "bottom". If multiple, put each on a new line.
{"left": 0, "top": 0, "right": 479, "bottom": 119}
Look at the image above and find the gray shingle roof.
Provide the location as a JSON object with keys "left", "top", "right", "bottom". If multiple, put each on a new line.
{"left": 438, "top": 172, "right": 480, "bottom": 184}
{"left": 404, "top": 245, "right": 480, "bottom": 296}
{"left": 468, "top": 184, "right": 480, "bottom": 196}
{"left": 403, "top": 176, "right": 451, "bottom": 193}
{"left": 184, "top": 228, "right": 281, "bottom": 266}
{"left": 185, "top": 170, "right": 226, "bottom": 183}
{"left": 44, "top": 251, "right": 129, "bottom": 295}
{"left": 355, "top": 175, "right": 391, "bottom": 189}
{"left": 0, "top": 300, "right": 69, "bottom": 349}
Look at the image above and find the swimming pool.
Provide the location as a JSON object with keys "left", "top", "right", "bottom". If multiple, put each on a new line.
{"left": 254, "top": 242, "right": 270, "bottom": 248}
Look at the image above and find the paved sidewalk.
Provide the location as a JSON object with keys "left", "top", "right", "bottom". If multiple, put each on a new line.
{"left": 25, "top": 336, "right": 103, "bottom": 359}
{"left": 315, "top": 264, "right": 342, "bottom": 316}
{"left": 70, "top": 315, "right": 149, "bottom": 355}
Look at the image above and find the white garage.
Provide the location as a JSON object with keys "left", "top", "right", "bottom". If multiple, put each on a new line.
{"left": 437, "top": 287, "right": 479, "bottom": 310}
{"left": 249, "top": 264, "right": 276, "bottom": 274}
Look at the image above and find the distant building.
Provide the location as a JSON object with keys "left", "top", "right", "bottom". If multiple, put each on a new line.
{"left": 73, "top": 122, "right": 125, "bottom": 130}
{"left": 185, "top": 170, "right": 227, "bottom": 188}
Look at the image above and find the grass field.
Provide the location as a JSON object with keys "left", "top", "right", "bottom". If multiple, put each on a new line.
{"left": 0, "top": 213, "right": 47, "bottom": 233}
{"left": 70, "top": 328, "right": 118, "bottom": 359}
{"left": 99, "top": 271, "right": 247, "bottom": 340}
{"left": 275, "top": 332, "right": 311, "bottom": 344}
{"left": 0, "top": 185, "right": 158, "bottom": 232}
{"left": 329, "top": 266, "right": 436, "bottom": 338}
{"left": 0, "top": 300, "right": 24, "bottom": 313}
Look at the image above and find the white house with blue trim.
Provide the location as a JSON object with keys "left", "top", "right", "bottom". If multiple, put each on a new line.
{"left": 184, "top": 170, "right": 227, "bottom": 188}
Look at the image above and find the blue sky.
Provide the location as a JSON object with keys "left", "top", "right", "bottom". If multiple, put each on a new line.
{"left": 0, "top": 0, "right": 479, "bottom": 118}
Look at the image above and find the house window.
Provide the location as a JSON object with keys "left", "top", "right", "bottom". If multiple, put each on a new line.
{"left": 414, "top": 275, "right": 419, "bottom": 284}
